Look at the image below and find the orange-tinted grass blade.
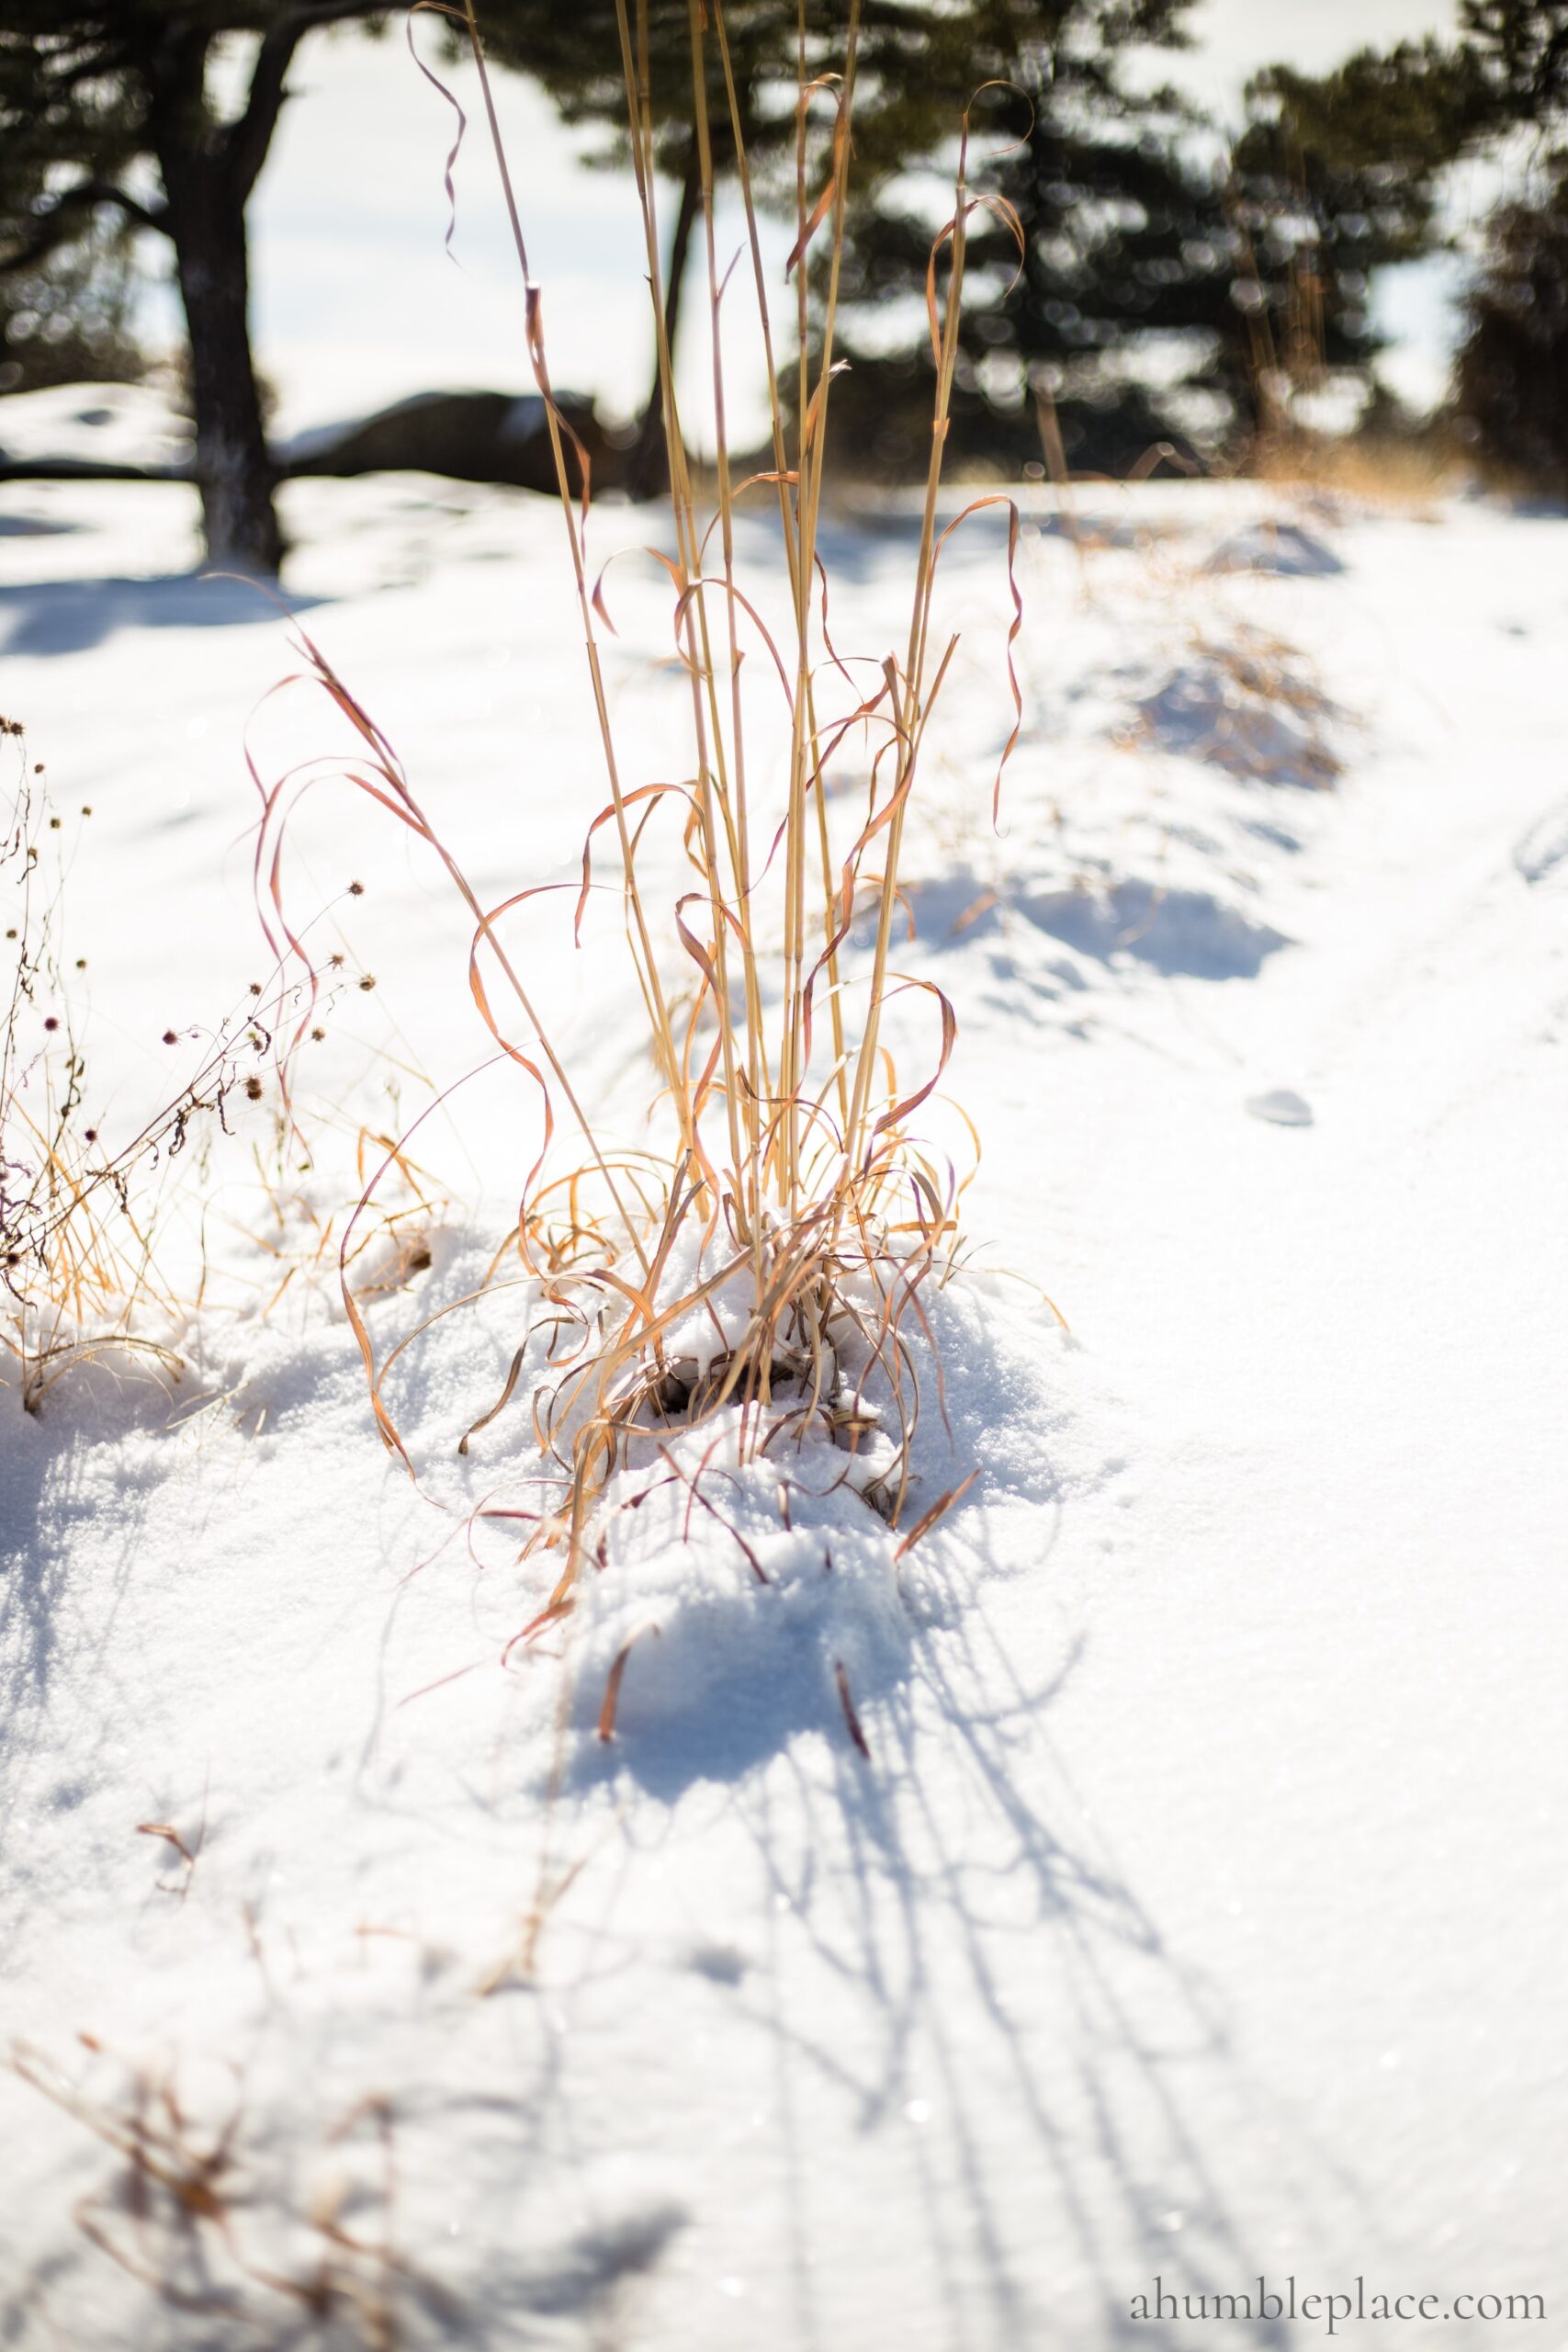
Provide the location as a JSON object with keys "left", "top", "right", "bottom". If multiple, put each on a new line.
{"left": 893, "top": 1468, "right": 980, "bottom": 1563}
{"left": 136, "top": 1823, "right": 197, "bottom": 1870}
{"left": 784, "top": 88, "right": 850, "bottom": 277}
{"left": 458, "top": 1344, "right": 526, "bottom": 1456}
{"left": 671, "top": 578, "right": 795, "bottom": 708}
{"left": 972, "top": 189, "right": 1027, "bottom": 288}
{"left": 869, "top": 978, "right": 957, "bottom": 1142}
{"left": 525, "top": 285, "right": 593, "bottom": 537}
{"left": 503, "top": 1592, "right": 575, "bottom": 1667}
{"left": 812, "top": 550, "right": 859, "bottom": 690}
{"left": 406, "top": 3, "right": 470, "bottom": 256}
{"left": 930, "top": 494, "right": 1024, "bottom": 819}
{"left": 597, "top": 1623, "right": 660, "bottom": 1743}
{"left": 397, "top": 1660, "right": 487, "bottom": 1709}
{"left": 730, "top": 469, "right": 799, "bottom": 496}
{"left": 800, "top": 358, "right": 850, "bottom": 458}
{"left": 589, "top": 541, "right": 683, "bottom": 637}
{"left": 833, "top": 1659, "right": 871, "bottom": 1758}
{"left": 575, "top": 782, "right": 694, "bottom": 944}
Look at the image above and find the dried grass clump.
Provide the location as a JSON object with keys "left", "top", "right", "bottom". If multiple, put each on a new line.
{"left": 1122, "top": 624, "right": 1344, "bottom": 789}
{"left": 0, "top": 736, "right": 190, "bottom": 1413}
{"left": 2, "top": 726, "right": 438, "bottom": 1418}
{"left": 1252, "top": 426, "right": 1464, "bottom": 514}
{"left": 256, "top": 1, "right": 1027, "bottom": 1637}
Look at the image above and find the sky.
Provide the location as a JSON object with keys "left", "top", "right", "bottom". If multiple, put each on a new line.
{"left": 148, "top": 0, "right": 1470, "bottom": 442}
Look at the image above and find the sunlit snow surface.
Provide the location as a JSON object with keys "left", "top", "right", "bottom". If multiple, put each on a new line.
{"left": 3, "top": 454, "right": 1566, "bottom": 2347}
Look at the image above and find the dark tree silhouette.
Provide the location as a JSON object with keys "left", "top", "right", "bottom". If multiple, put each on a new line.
{"left": 824, "top": 5, "right": 1466, "bottom": 481}
{"left": 1457, "top": 155, "right": 1568, "bottom": 487}
{"left": 0, "top": 5, "right": 412, "bottom": 571}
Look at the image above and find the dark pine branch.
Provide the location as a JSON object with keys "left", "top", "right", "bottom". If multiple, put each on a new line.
{"left": 0, "top": 178, "right": 168, "bottom": 277}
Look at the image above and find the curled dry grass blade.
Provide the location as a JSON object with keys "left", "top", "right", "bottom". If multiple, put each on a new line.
{"left": 257, "top": 1, "right": 1032, "bottom": 1693}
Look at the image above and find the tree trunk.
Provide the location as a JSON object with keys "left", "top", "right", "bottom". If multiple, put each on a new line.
{"left": 627, "top": 150, "right": 703, "bottom": 503}
{"left": 163, "top": 173, "right": 281, "bottom": 574}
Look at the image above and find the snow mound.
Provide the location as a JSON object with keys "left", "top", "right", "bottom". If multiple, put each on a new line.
{"left": 0, "top": 382, "right": 191, "bottom": 474}
{"left": 1020, "top": 876, "right": 1287, "bottom": 979}
{"left": 1129, "top": 630, "right": 1345, "bottom": 788}
{"left": 280, "top": 389, "right": 601, "bottom": 490}
{"left": 457, "top": 1252, "right": 1092, "bottom": 1792}
{"left": 0, "top": 1224, "right": 1103, "bottom": 2346}
{"left": 563, "top": 1434, "right": 915, "bottom": 1789}
{"left": 1246, "top": 1087, "right": 1314, "bottom": 1127}
{"left": 1202, "top": 518, "right": 1344, "bottom": 576}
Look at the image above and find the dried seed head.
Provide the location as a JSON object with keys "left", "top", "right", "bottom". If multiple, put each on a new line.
{"left": 358, "top": 974, "right": 376, "bottom": 991}
{"left": 348, "top": 880, "right": 365, "bottom": 896}
{"left": 162, "top": 1029, "right": 177, "bottom": 1046}
{"left": 310, "top": 1026, "right": 326, "bottom": 1042}
{"left": 43, "top": 1015, "right": 59, "bottom": 1032}
{"left": 244, "top": 1076, "right": 264, "bottom": 1102}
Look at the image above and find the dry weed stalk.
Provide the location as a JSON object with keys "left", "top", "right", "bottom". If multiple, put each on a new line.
{"left": 0, "top": 735, "right": 189, "bottom": 1410}
{"left": 260, "top": 2, "right": 1027, "bottom": 1642}
{"left": 1121, "top": 621, "right": 1345, "bottom": 788}
{"left": 2, "top": 726, "right": 452, "bottom": 1417}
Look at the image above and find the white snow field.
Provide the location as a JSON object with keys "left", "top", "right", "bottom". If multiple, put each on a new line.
{"left": 2, "top": 462, "right": 1566, "bottom": 2349}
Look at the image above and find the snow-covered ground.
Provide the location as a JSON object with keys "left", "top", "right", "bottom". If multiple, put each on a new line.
{"left": 2, "top": 459, "right": 1565, "bottom": 2348}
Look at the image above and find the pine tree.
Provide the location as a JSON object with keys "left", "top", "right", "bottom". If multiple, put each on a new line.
{"left": 0, "top": 5, "right": 412, "bottom": 571}
{"left": 0, "top": 4, "right": 898, "bottom": 542}
{"left": 1456, "top": 154, "right": 1568, "bottom": 486}
{"left": 1457, "top": 1, "right": 1568, "bottom": 128}
{"left": 480, "top": 4, "right": 1204, "bottom": 486}
{"left": 1448, "top": 6, "right": 1568, "bottom": 483}
{"left": 0, "top": 26, "right": 144, "bottom": 394}
{"left": 0, "top": 215, "right": 145, "bottom": 398}
{"left": 826, "top": 9, "right": 1465, "bottom": 480}
{"left": 820, "top": 0, "right": 1243, "bottom": 479}
{"left": 1216, "top": 46, "right": 1463, "bottom": 448}
{"left": 1304, "top": 7, "right": 1568, "bottom": 488}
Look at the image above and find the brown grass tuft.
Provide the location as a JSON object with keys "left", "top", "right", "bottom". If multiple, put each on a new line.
{"left": 254, "top": 1, "right": 1027, "bottom": 1683}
